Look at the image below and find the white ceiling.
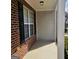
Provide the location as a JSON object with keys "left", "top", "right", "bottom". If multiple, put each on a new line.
{"left": 25, "top": 0, "right": 57, "bottom": 11}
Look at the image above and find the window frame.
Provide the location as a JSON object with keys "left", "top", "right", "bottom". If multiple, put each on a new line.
{"left": 23, "top": 5, "right": 35, "bottom": 40}
{"left": 18, "top": 0, "right": 36, "bottom": 44}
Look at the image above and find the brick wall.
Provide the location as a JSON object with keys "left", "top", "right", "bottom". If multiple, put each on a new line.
{"left": 11, "top": 0, "right": 20, "bottom": 54}
{"left": 14, "top": 35, "right": 36, "bottom": 59}
{"left": 11, "top": 0, "right": 36, "bottom": 56}
{"left": 13, "top": 35, "right": 36, "bottom": 59}
{"left": 26, "top": 35, "right": 36, "bottom": 50}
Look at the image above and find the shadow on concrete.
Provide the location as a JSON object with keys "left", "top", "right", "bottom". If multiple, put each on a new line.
{"left": 29, "top": 40, "right": 56, "bottom": 51}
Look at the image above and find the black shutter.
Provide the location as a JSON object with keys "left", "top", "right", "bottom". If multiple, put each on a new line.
{"left": 18, "top": 0, "right": 25, "bottom": 44}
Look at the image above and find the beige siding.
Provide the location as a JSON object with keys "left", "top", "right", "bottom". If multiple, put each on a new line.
{"left": 36, "top": 11, "right": 55, "bottom": 41}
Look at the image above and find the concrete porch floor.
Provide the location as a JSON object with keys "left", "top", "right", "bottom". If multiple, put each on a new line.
{"left": 23, "top": 40, "right": 57, "bottom": 59}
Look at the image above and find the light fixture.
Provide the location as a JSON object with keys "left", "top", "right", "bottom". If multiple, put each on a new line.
{"left": 40, "top": 1, "right": 44, "bottom": 6}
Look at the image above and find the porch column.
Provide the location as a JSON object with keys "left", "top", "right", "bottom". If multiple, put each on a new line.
{"left": 57, "top": 0, "right": 65, "bottom": 59}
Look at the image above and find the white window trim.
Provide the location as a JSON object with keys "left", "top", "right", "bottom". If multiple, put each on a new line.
{"left": 24, "top": 23, "right": 34, "bottom": 25}
{"left": 23, "top": 5, "right": 34, "bottom": 39}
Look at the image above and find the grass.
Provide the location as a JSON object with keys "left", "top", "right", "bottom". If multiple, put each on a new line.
{"left": 64, "top": 36, "right": 68, "bottom": 59}
{"left": 64, "top": 36, "right": 68, "bottom": 50}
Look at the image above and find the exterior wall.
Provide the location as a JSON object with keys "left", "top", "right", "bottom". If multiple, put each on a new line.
{"left": 25, "top": 35, "right": 36, "bottom": 50}
{"left": 13, "top": 35, "right": 36, "bottom": 59}
{"left": 11, "top": 0, "right": 20, "bottom": 54}
{"left": 36, "top": 11, "right": 55, "bottom": 41}
{"left": 11, "top": 0, "right": 36, "bottom": 55}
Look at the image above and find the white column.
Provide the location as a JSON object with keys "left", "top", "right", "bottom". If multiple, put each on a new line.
{"left": 57, "top": 0, "right": 65, "bottom": 59}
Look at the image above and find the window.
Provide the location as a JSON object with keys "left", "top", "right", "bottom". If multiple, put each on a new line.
{"left": 28, "top": 9, "right": 34, "bottom": 37}
{"left": 23, "top": 5, "right": 34, "bottom": 40}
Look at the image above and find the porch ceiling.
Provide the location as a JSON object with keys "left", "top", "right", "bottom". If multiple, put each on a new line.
{"left": 25, "top": 0, "right": 57, "bottom": 11}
